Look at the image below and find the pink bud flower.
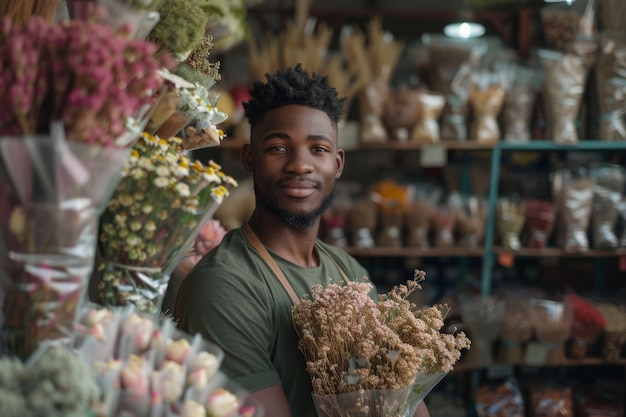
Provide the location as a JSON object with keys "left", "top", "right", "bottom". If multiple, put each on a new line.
{"left": 206, "top": 388, "right": 239, "bottom": 417}
{"left": 181, "top": 400, "right": 206, "bottom": 417}
{"left": 165, "top": 338, "right": 190, "bottom": 364}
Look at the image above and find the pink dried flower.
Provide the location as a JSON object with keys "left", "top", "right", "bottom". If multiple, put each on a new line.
{"left": 0, "top": 16, "right": 172, "bottom": 147}
{"left": 293, "top": 269, "right": 471, "bottom": 396}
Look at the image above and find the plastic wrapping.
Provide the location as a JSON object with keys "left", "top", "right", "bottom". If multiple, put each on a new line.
{"left": 539, "top": 49, "right": 589, "bottom": 144}
{"left": 595, "top": 32, "right": 626, "bottom": 141}
{"left": 528, "top": 299, "right": 573, "bottom": 364}
{"left": 347, "top": 197, "right": 377, "bottom": 249}
{"left": 596, "top": 301, "right": 626, "bottom": 361}
{"left": 530, "top": 385, "right": 573, "bottom": 417}
{"left": 312, "top": 372, "right": 447, "bottom": 417}
{"left": 410, "top": 90, "right": 445, "bottom": 144}
{"left": 92, "top": 134, "right": 235, "bottom": 316}
{"left": 448, "top": 193, "right": 488, "bottom": 249}
{"left": 499, "top": 298, "right": 533, "bottom": 364}
{"left": 475, "top": 378, "right": 524, "bottom": 417}
{"left": 540, "top": 0, "right": 597, "bottom": 51}
{"left": 590, "top": 164, "right": 625, "bottom": 249}
{"left": 524, "top": 199, "right": 556, "bottom": 249}
{"left": 383, "top": 87, "right": 420, "bottom": 142}
{"left": 496, "top": 196, "right": 526, "bottom": 251}
{"left": 358, "top": 80, "right": 390, "bottom": 144}
{"left": 404, "top": 185, "right": 442, "bottom": 249}
{"left": 552, "top": 169, "right": 594, "bottom": 252}
{"left": 422, "top": 34, "right": 488, "bottom": 141}
{"left": 0, "top": 134, "right": 128, "bottom": 359}
{"left": 565, "top": 293, "right": 606, "bottom": 359}
{"left": 459, "top": 295, "right": 505, "bottom": 367}
{"left": 501, "top": 64, "right": 539, "bottom": 143}
{"left": 469, "top": 72, "right": 505, "bottom": 144}
{"left": 370, "top": 180, "right": 411, "bottom": 248}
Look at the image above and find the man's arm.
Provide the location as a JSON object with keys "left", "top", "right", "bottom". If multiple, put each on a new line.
{"left": 249, "top": 385, "right": 293, "bottom": 417}
{"left": 414, "top": 400, "right": 431, "bottom": 417}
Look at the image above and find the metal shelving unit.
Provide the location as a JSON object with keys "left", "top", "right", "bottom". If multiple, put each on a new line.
{"left": 480, "top": 140, "right": 626, "bottom": 296}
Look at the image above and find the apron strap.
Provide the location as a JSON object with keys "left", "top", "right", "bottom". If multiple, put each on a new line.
{"left": 242, "top": 223, "right": 300, "bottom": 305}
{"left": 241, "top": 223, "right": 351, "bottom": 306}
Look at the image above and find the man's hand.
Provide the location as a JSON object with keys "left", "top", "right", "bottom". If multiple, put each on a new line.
{"left": 249, "top": 385, "right": 293, "bottom": 417}
{"left": 414, "top": 400, "right": 431, "bottom": 417}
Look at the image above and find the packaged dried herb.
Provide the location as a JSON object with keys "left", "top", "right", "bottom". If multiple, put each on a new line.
{"left": 347, "top": 197, "right": 377, "bottom": 249}
{"left": 525, "top": 199, "right": 556, "bottom": 249}
{"left": 410, "top": 90, "right": 445, "bottom": 144}
{"left": 448, "top": 192, "right": 488, "bottom": 249}
{"left": 596, "top": 301, "right": 626, "bottom": 361}
{"left": 530, "top": 385, "right": 574, "bottom": 417}
{"left": 422, "top": 34, "right": 487, "bottom": 141}
{"left": 499, "top": 298, "right": 533, "bottom": 364}
{"left": 475, "top": 378, "right": 525, "bottom": 417}
{"left": 501, "top": 64, "right": 539, "bottom": 143}
{"left": 459, "top": 295, "right": 505, "bottom": 367}
{"left": 358, "top": 80, "right": 390, "bottom": 144}
{"left": 529, "top": 298, "right": 573, "bottom": 364}
{"left": 590, "top": 164, "right": 625, "bottom": 249}
{"left": 595, "top": 32, "right": 626, "bottom": 141}
{"left": 404, "top": 184, "right": 443, "bottom": 249}
{"left": 552, "top": 169, "right": 594, "bottom": 252}
{"left": 370, "top": 180, "right": 411, "bottom": 247}
{"left": 564, "top": 292, "right": 606, "bottom": 359}
{"left": 496, "top": 196, "right": 526, "bottom": 251}
{"left": 432, "top": 206, "right": 456, "bottom": 248}
{"left": 469, "top": 72, "right": 505, "bottom": 144}
{"left": 540, "top": 0, "right": 597, "bottom": 51}
{"left": 383, "top": 86, "right": 420, "bottom": 142}
{"left": 539, "top": 48, "right": 590, "bottom": 144}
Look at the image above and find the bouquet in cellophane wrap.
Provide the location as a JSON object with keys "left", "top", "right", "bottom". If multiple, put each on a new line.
{"left": 0, "top": 14, "right": 169, "bottom": 360}
{"left": 92, "top": 132, "right": 237, "bottom": 316}
{"left": 293, "top": 270, "right": 471, "bottom": 417}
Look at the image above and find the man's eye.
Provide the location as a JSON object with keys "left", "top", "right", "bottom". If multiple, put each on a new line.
{"left": 311, "top": 146, "right": 329, "bottom": 153}
{"left": 268, "top": 145, "right": 287, "bottom": 152}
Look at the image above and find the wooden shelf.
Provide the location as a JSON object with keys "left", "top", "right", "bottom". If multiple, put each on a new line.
{"left": 492, "top": 247, "right": 626, "bottom": 258}
{"left": 355, "top": 141, "right": 496, "bottom": 151}
{"left": 345, "top": 247, "right": 485, "bottom": 258}
{"left": 453, "top": 357, "right": 626, "bottom": 372}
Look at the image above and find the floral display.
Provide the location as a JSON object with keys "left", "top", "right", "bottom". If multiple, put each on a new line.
{"left": 70, "top": 304, "right": 262, "bottom": 416}
{"left": 0, "top": 12, "right": 169, "bottom": 359}
{"left": 93, "top": 132, "right": 237, "bottom": 315}
{"left": 292, "top": 269, "right": 470, "bottom": 417}
{"left": 0, "top": 16, "right": 171, "bottom": 146}
{"left": 0, "top": 344, "right": 100, "bottom": 417}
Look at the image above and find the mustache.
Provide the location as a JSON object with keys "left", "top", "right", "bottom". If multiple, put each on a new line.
{"left": 277, "top": 176, "right": 321, "bottom": 188}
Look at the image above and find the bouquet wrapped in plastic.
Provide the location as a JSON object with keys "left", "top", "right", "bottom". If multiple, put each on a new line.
{"left": 293, "top": 270, "right": 470, "bottom": 417}
{"left": 92, "top": 133, "right": 237, "bottom": 316}
{"left": 0, "top": 15, "right": 167, "bottom": 359}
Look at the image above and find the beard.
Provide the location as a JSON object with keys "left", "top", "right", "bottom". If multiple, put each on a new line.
{"left": 256, "top": 185, "right": 335, "bottom": 230}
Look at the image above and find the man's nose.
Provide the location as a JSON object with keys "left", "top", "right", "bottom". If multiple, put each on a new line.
{"left": 284, "top": 147, "right": 314, "bottom": 174}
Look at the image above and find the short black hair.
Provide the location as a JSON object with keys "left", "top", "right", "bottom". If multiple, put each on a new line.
{"left": 243, "top": 64, "right": 346, "bottom": 126}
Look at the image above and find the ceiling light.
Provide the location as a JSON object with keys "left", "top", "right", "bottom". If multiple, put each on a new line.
{"left": 444, "top": 21, "right": 486, "bottom": 39}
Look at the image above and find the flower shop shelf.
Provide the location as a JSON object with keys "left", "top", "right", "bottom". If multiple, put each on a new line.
{"left": 452, "top": 357, "right": 626, "bottom": 372}
{"left": 345, "top": 247, "right": 485, "bottom": 258}
{"left": 492, "top": 247, "right": 626, "bottom": 258}
{"left": 356, "top": 142, "right": 496, "bottom": 151}
{"left": 480, "top": 139, "right": 626, "bottom": 296}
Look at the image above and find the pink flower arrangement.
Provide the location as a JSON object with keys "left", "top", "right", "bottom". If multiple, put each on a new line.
{"left": 0, "top": 16, "right": 173, "bottom": 146}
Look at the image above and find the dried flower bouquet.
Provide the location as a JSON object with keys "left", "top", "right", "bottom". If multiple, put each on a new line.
{"left": 292, "top": 270, "right": 470, "bottom": 417}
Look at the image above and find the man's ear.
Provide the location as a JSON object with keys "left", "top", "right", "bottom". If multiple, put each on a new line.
{"left": 241, "top": 143, "right": 253, "bottom": 173}
{"left": 335, "top": 148, "right": 345, "bottom": 179}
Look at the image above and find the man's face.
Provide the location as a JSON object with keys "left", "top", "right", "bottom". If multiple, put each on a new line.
{"left": 243, "top": 104, "right": 345, "bottom": 229}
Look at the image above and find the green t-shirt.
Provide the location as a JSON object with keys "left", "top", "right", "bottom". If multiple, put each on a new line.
{"left": 175, "top": 228, "right": 377, "bottom": 417}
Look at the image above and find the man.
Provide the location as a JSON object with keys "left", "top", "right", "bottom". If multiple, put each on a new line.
{"left": 175, "top": 64, "right": 430, "bottom": 417}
